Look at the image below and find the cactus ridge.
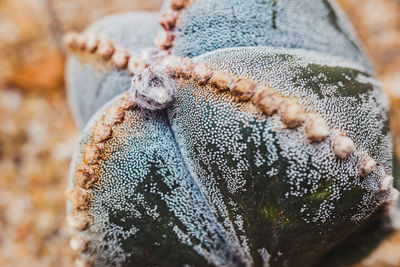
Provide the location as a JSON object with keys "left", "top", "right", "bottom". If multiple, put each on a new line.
{"left": 65, "top": 30, "right": 396, "bottom": 266}
{"left": 158, "top": 0, "right": 371, "bottom": 70}
{"left": 155, "top": 0, "right": 193, "bottom": 50}
{"left": 64, "top": 1, "right": 398, "bottom": 265}
{"left": 65, "top": 32, "right": 391, "bottom": 180}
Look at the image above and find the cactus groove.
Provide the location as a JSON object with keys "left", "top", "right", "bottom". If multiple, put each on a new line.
{"left": 65, "top": 0, "right": 398, "bottom": 266}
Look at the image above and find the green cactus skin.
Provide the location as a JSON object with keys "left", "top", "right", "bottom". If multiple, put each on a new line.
{"left": 65, "top": 0, "right": 399, "bottom": 266}
{"left": 66, "top": 12, "right": 160, "bottom": 129}
{"left": 170, "top": 0, "right": 370, "bottom": 69}
{"left": 394, "top": 153, "right": 400, "bottom": 190}
{"left": 69, "top": 94, "right": 247, "bottom": 266}
{"left": 166, "top": 47, "right": 392, "bottom": 266}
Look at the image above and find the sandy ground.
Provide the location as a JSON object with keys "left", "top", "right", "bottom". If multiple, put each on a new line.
{"left": 0, "top": 0, "right": 399, "bottom": 266}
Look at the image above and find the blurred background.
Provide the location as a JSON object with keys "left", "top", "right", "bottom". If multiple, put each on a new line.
{"left": 0, "top": 0, "right": 399, "bottom": 266}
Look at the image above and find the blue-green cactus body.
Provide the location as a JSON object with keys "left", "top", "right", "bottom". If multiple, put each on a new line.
{"left": 67, "top": 12, "right": 160, "bottom": 128}
{"left": 70, "top": 94, "right": 249, "bottom": 266}
{"left": 65, "top": 0, "right": 398, "bottom": 266}
{"left": 171, "top": 0, "right": 370, "bottom": 69}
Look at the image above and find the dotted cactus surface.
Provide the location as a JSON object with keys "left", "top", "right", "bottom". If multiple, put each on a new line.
{"left": 67, "top": 12, "right": 161, "bottom": 128}
{"left": 172, "top": 0, "right": 370, "bottom": 69}
{"left": 65, "top": 1, "right": 397, "bottom": 266}
{"left": 166, "top": 47, "right": 392, "bottom": 266}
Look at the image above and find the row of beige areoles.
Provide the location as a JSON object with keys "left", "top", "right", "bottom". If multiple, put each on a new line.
{"left": 153, "top": 0, "right": 379, "bottom": 177}
{"left": 155, "top": 0, "right": 194, "bottom": 50}
{"left": 163, "top": 55, "right": 393, "bottom": 187}
{"left": 63, "top": 31, "right": 149, "bottom": 75}
{"left": 64, "top": 30, "right": 394, "bottom": 190}
{"left": 65, "top": 92, "right": 136, "bottom": 266}
{"left": 64, "top": 30, "right": 394, "bottom": 261}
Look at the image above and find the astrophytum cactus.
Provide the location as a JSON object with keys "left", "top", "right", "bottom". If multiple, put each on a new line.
{"left": 64, "top": 0, "right": 399, "bottom": 266}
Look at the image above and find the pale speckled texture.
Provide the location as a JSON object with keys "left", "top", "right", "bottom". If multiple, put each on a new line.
{"left": 2, "top": 0, "right": 400, "bottom": 266}
{"left": 164, "top": 46, "right": 392, "bottom": 266}
{"left": 66, "top": 12, "right": 161, "bottom": 129}
{"left": 65, "top": 0, "right": 397, "bottom": 266}
{"left": 172, "top": 0, "right": 371, "bottom": 70}
{"left": 194, "top": 47, "right": 392, "bottom": 176}
{"left": 68, "top": 46, "right": 393, "bottom": 266}
{"left": 70, "top": 94, "right": 250, "bottom": 266}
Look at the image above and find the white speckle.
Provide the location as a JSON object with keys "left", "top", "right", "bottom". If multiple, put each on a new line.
{"left": 258, "top": 247, "right": 271, "bottom": 267}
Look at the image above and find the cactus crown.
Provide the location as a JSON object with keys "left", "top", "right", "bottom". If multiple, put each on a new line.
{"left": 65, "top": 0, "right": 397, "bottom": 266}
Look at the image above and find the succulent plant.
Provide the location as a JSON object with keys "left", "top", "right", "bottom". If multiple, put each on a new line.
{"left": 65, "top": 0, "right": 399, "bottom": 266}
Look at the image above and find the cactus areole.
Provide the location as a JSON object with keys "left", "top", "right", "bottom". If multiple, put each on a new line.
{"left": 65, "top": 1, "right": 399, "bottom": 266}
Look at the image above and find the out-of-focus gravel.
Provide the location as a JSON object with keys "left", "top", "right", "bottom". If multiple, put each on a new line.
{"left": 0, "top": 88, "right": 78, "bottom": 266}
{"left": 338, "top": 2, "right": 400, "bottom": 266}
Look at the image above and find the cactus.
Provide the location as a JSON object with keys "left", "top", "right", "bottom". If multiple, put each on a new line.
{"left": 65, "top": 0, "right": 399, "bottom": 266}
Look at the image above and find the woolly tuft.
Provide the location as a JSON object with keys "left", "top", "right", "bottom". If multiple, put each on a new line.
{"left": 130, "top": 66, "right": 177, "bottom": 110}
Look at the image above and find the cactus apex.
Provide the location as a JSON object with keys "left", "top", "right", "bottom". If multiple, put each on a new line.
{"left": 305, "top": 115, "right": 331, "bottom": 143}
{"left": 210, "top": 70, "right": 234, "bottom": 92}
{"left": 130, "top": 66, "right": 177, "bottom": 110}
{"left": 333, "top": 133, "right": 355, "bottom": 159}
{"left": 358, "top": 155, "right": 377, "bottom": 177}
{"left": 279, "top": 101, "right": 306, "bottom": 129}
{"left": 70, "top": 234, "right": 89, "bottom": 253}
